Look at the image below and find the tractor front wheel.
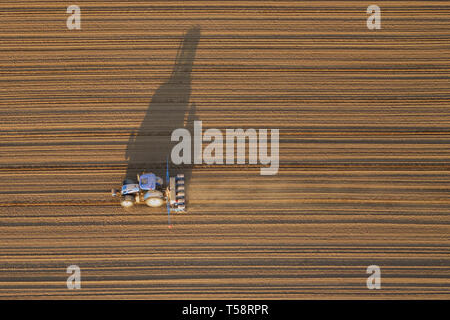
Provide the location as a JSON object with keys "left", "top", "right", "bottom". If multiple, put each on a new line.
{"left": 121, "top": 195, "right": 135, "bottom": 208}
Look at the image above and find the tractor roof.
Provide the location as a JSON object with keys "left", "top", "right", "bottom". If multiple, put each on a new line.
{"left": 139, "top": 173, "right": 156, "bottom": 190}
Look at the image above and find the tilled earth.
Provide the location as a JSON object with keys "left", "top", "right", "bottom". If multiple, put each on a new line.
{"left": 0, "top": 1, "right": 449, "bottom": 298}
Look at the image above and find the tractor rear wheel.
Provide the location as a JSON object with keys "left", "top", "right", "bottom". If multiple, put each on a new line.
{"left": 145, "top": 197, "right": 164, "bottom": 207}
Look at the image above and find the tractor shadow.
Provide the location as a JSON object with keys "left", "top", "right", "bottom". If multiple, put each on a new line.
{"left": 124, "top": 26, "right": 201, "bottom": 201}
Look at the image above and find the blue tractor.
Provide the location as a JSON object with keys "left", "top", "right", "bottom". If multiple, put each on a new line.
{"left": 111, "top": 166, "right": 186, "bottom": 213}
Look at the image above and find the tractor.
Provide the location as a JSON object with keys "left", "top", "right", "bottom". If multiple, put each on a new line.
{"left": 111, "top": 162, "right": 186, "bottom": 213}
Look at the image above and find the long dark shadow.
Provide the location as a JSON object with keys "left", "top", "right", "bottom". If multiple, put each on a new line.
{"left": 124, "top": 26, "right": 201, "bottom": 200}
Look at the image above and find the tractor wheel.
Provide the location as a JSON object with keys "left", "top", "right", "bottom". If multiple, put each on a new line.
{"left": 145, "top": 197, "right": 164, "bottom": 208}
{"left": 121, "top": 195, "right": 135, "bottom": 208}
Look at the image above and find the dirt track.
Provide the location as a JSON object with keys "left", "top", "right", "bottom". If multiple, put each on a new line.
{"left": 0, "top": 1, "right": 449, "bottom": 299}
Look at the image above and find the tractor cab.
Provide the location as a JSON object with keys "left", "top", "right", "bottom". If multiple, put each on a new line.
{"left": 138, "top": 173, "right": 163, "bottom": 190}
{"left": 139, "top": 173, "right": 156, "bottom": 190}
